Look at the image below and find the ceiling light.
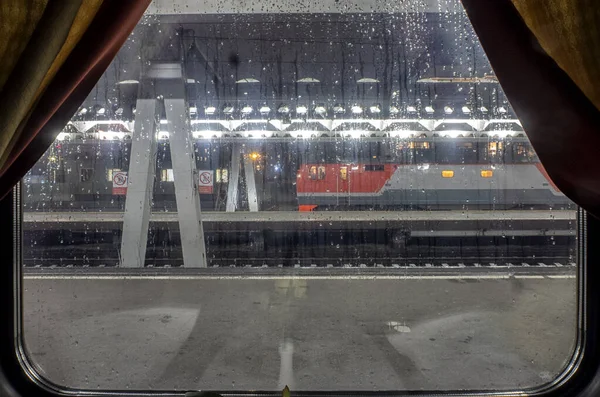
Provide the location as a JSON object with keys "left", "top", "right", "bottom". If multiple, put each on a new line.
{"left": 357, "top": 77, "right": 379, "bottom": 83}
{"left": 479, "top": 106, "right": 488, "bottom": 113}
{"left": 189, "top": 106, "right": 198, "bottom": 116}
{"left": 236, "top": 78, "right": 260, "bottom": 83}
{"left": 241, "top": 105, "right": 253, "bottom": 114}
{"left": 205, "top": 106, "right": 216, "bottom": 115}
{"left": 389, "top": 106, "right": 400, "bottom": 114}
{"left": 314, "top": 105, "right": 327, "bottom": 115}
{"left": 278, "top": 105, "right": 290, "bottom": 114}
{"left": 425, "top": 106, "right": 435, "bottom": 114}
{"left": 223, "top": 105, "right": 234, "bottom": 114}
{"left": 297, "top": 77, "right": 320, "bottom": 83}
{"left": 498, "top": 106, "right": 507, "bottom": 114}
{"left": 407, "top": 106, "right": 417, "bottom": 113}
{"left": 96, "top": 108, "right": 106, "bottom": 115}
{"left": 462, "top": 106, "right": 471, "bottom": 114}
{"left": 296, "top": 105, "right": 308, "bottom": 115}
{"left": 78, "top": 108, "right": 88, "bottom": 116}
{"left": 259, "top": 106, "right": 271, "bottom": 114}
{"left": 369, "top": 104, "right": 381, "bottom": 114}
{"left": 351, "top": 105, "right": 363, "bottom": 114}
{"left": 333, "top": 104, "right": 345, "bottom": 114}
{"left": 444, "top": 106, "right": 454, "bottom": 115}
{"left": 115, "top": 107, "right": 123, "bottom": 116}
{"left": 116, "top": 79, "right": 139, "bottom": 85}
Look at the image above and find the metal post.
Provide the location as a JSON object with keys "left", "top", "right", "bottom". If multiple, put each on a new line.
{"left": 165, "top": 98, "right": 207, "bottom": 268}
{"left": 226, "top": 144, "right": 242, "bottom": 212}
{"left": 120, "top": 99, "right": 157, "bottom": 268}
{"left": 243, "top": 152, "right": 259, "bottom": 212}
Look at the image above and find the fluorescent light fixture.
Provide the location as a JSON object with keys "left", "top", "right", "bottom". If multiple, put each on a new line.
{"left": 297, "top": 77, "right": 320, "bottom": 83}
{"left": 369, "top": 104, "right": 381, "bottom": 114}
{"left": 357, "top": 77, "right": 379, "bottom": 83}
{"left": 241, "top": 105, "right": 253, "bottom": 114}
{"left": 389, "top": 106, "right": 400, "bottom": 114}
{"left": 351, "top": 105, "right": 363, "bottom": 114}
{"left": 278, "top": 105, "right": 290, "bottom": 114}
{"left": 259, "top": 106, "right": 271, "bottom": 114}
{"left": 116, "top": 79, "right": 139, "bottom": 85}
{"left": 223, "top": 105, "right": 234, "bottom": 114}
{"left": 314, "top": 105, "right": 327, "bottom": 115}
{"left": 462, "top": 106, "right": 471, "bottom": 114}
{"left": 444, "top": 106, "right": 454, "bottom": 115}
{"left": 479, "top": 106, "right": 488, "bottom": 113}
{"left": 160, "top": 120, "right": 168, "bottom": 125}
{"left": 407, "top": 106, "right": 417, "bottom": 113}
{"left": 425, "top": 106, "right": 435, "bottom": 114}
{"left": 498, "top": 106, "right": 507, "bottom": 114}
{"left": 97, "top": 108, "right": 106, "bottom": 115}
{"left": 296, "top": 105, "right": 308, "bottom": 115}
{"left": 236, "top": 78, "right": 260, "bottom": 83}
{"left": 333, "top": 104, "right": 345, "bottom": 114}
{"left": 189, "top": 106, "right": 198, "bottom": 115}
{"left": 115, "top": 108, "right": 123, "bottom": 116}
{"left": 78, "top": 108, "right": 88, "bottom": 116}
{"left": 204, "top": 106, "right": 216, "bottom": 115}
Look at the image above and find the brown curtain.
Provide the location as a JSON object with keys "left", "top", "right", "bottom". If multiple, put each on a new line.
{"left": 0, "top": 0, "right": 151, "bottom": 199}
{"left": 461, "top": 0, "right": 600, "bottom": 217}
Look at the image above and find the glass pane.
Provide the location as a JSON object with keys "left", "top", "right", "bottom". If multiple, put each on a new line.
{"left": 22, "top": 0, "right": 578, "bottom": 392}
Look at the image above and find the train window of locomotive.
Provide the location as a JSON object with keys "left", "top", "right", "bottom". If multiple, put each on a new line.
{"left": 17, "top": 0, "right": 579, "bottom": 395}
{"left": 340, "top": 166, "right": 348, "bottom": 180}
{"left": 309, "top": 165, "right": 318, "bottom": 180}
{"left": 318, "top": 166, "right": 326, "bottom": 180}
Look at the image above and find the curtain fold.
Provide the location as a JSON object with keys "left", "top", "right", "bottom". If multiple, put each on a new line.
{"left": 0, "top": 0, "right": 151, "bottom": 199}
{"left": 461, "top": 0, "right": 600, "bottom": 217}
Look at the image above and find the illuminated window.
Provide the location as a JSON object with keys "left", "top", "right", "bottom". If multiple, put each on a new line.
{"left": 340, "top": 166, "right": 347, "bottom": 180}
{"left": 441, "top": 170, "right": 455, "bottom": 178}
{"left": 160, "top": 169, "right": 175, "bottom": 182}
{"left": 481, "top": 170, "right": 494, "bottom": 178}
{"left": 216, "top": 168, "right": 229, "bottom": 183}
{"left": 107, "top": 168, "right": 121, "bottom": 182}
{"left": 309, "top": 166, "right": 317, "bottom": 180}
{"left": 488, "top": 141, "right": 503, "bottom": 156}
{"left": 409, "top": 141, "right": 431, "bottom": 149}
{"left": 365, "top": 164, "right": 385, "bottom": 171}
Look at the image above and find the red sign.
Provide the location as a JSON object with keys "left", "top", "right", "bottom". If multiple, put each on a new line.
{"left": 112, "top": 171, "right": 128, "bottom": 195}
{"left": 198, "top": 170, "right": 214, "bottom": 194}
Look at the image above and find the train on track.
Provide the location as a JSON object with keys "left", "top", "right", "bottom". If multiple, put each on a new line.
{"left": 23, "top": 121, "right": 572, "bottom": 212}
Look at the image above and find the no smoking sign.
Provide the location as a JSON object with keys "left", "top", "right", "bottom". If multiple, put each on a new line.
{"left": 198, "top": 170, "right": 214, "bottom": 194}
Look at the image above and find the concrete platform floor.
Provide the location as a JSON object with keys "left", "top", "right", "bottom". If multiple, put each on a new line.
{"left": 22, "top": 275, "right": 577, "bottom": 391}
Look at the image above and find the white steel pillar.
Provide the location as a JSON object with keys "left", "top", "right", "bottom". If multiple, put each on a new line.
{"left": 243, "top": 152, "right": 259, "bottom": 212}
{"left": 120, "top": 99, "right": 158, "bottom": 268}
{"left": 226, "top": 144, "right": 242, "bottom": 212}
{"left": 165, "top": 98, "right": 207, "bottom": 267}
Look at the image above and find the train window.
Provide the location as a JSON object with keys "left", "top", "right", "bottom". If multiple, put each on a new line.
{"left": 106, "top": 168, "right": 121, "bottom": 182}
{"left": 340, "top": 166, "right": 348, "bottom": 180}
{"left": 18, "top": 0, "right": 579, "bottom": 395}
{"left": 79, "top": 168, "right": 93, "bottom": 182}
{"left": 160, "top": 168, "right": 175, "bottom": 182}
{"left": 318, "top": 166, "right": 326, "bottom": 180}
{"left": 216, "top": 168, "right": 229, "bottom": 183}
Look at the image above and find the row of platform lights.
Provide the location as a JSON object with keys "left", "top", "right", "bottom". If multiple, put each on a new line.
{"left": 189, "top": 104, "right": 508, "bottom": 117}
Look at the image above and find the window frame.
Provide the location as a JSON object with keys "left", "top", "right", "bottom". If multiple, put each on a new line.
{"left": 0, "top": 185, "right": 597, "bottom": 396}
